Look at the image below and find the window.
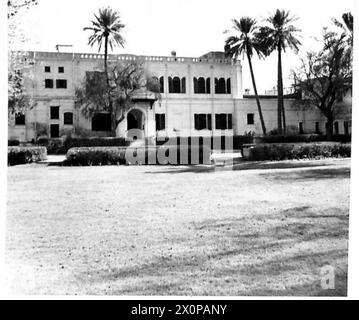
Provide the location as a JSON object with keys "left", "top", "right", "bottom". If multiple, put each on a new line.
{"left": 315, "top": 122, "right": 320, "bottom": 134}
{"left": 45, "top": 79, "right": 54, "bottom": 88}
{"left": 226, "top": 78, "right": 231, "bottom": 94}
{"left": 194, "top": 114, "right": 212, "bottom": 130}
{"left": 215, "top": 114, "right": 232, "bottom": 130}
{"left": 159, "top": 76, "right": 164, "bottom": 93}
{"left": 92, "top": 113, "right": 112, "bottom": 131}
{"left": 50, "top": 106, "right": 59, "bottom": 119}
{"left": 194, "top": 77, "right": 211, "bottom": 94}
{"left": 168, "top": 76, "right": 186, "bottom": 93}
{"left": 15, "top": 113, "right": 25, "bottom": 125}
{"left": 45, "top": 66, "right": 51, "bottom": 73}
{"left": 344, "top": 121, "right": 349, "bottom": 135}
{"left": 247, "top": 113, "right": 254, "bottom": 125}
{"left": 299, "top": 122, "right": 304, "bottom": 134}
{"left": 215, "top": 77, "right": 231, "bottom": 94}
{"left": 334, "top": 122, "right": 339, "bottom": 135}
{"left": 58, "top": 66, "right": 64, "bottom": 73}
{"left": 50, "top": 124, "right": 59, "bottom": 138}
{"left": 56, "top": 79, "right": 67, "bottom": 89}
{"left": 155, "top": 114, "right": 166, "bottom": 131}
{"left": 64, "top": 112, "right": 73, "bottom": 125}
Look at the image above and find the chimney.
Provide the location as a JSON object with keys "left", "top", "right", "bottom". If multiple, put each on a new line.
{"left": 171, "top": 50, "right": 176, "bottom": 57}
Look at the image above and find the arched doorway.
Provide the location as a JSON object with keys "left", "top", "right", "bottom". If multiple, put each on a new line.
{"left": 127, "top": 109, "right": 145, "bottom": 139}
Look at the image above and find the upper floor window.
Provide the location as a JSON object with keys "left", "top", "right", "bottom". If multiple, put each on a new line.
{"left": 247, "top": 113, "right": 254, "bottom": 125}
{"left": 215, "top": 113, "right": 232, "bottom": 130}
{"left": 56, "top": 79, "right": 67, "bottom": 89}
{"left": 58, "top": 66, "right": 64, "bottom": 73}
{"left": 194, "top": 77, "right": 211, "bottom": 94}
{"left": 64, "top": 112, "right": 73, "bottom": 125}
{"left": 168, "top": 76, "right": 186, "bottom": 93}
{"left": 299, "top": 122, "right": 304, "bottom": 134}
{"left": 215, "top": 77, "right": 231, "bottom": 94}
{"left": 159, "top": 76, "right": 164, "bottom": 93}
{"left": 44, "top": 66, "right": 51, "bottom": 73}
{"left": 50, "top": 106, "right": 60, "bottom": 120}
{"left": 15, "top": 113, "right": 25, "bottom": 125}
{"left": 45, "top": 79, "right": 54, "bottom": 88}
{"left": 194, "top": 114, "right": 212, "bottom": 130}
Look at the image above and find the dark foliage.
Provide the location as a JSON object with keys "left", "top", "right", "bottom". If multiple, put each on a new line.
{"left": 8, "top": 146, "right": 47, "bottom": 166}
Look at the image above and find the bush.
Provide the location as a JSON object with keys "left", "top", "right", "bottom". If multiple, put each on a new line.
{"left": 8, "top": 146, "right": 47, "bottom": 166}
{"left": 156, "top": 135, "right": 254, "bottom": 150}
{"left": 36, "top": 137, "right": 131, "bottom": 154}
{"left": 64, "top": 144, "right": 211, "bottom": 166}
{"left": 246, "top": 142, "right": 351, "bottom": 161}
{"left": 8, "top": 140, "right": 20, "bottom": 146}
{"left": 256, "top": 134, "right": 351, "bottom": 144}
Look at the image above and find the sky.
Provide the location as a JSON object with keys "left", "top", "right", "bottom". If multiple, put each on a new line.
{"left": 9, "top": 0, "right": 354, "bottom": 93}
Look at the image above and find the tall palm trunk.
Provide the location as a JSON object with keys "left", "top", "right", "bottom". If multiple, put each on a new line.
{"left": 104, "top": 34, "right": 109, "bottom": 83}
{"left": 277, "top": 45, "right": 286, "bottom": 134}
{"left": 104, "top": 34, "right": 115, "bottom": 135}
{"left": 247, "top": 52, "right": 266, "bottom": 135}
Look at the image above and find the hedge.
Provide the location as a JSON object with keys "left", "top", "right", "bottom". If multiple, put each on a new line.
{"left": 8, "top": 140, "right": 20, "bottom": 146}
{"left": 37, "top": 137, "right": 130, "bottom": 154}
{"left": 156, "top": 135, "right": 254, "bottom": 150}
{"left": 255, "top": 134, "right": 351, "bottom": 144}
{"left": 8, "top": 146, "right": 47, "bottom": 166}
{"left": 246, "top": 142, "right": 351, "bottom": 161}
{"left": 64, "top": 145, "right": 211, "bottom": 166}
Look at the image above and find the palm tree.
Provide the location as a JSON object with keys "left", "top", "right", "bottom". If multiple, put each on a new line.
{"left": 258, "top": 9, "right": 301, "bottom": 135}
{"left": 84, "top": 7, "right": 125, "bottom": 77}
{"left": 225, "top": 17, "right": 267, "bottom": 135}
{"left": 333, "top": 12, "right": 353, "bottom": 46}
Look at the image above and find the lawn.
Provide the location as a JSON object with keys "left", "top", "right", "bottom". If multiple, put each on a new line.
{"left": 5, "top": 158, "right": 350, "bottom": 296}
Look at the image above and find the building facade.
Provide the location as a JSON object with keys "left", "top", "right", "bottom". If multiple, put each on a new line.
{"left": 8, "top": 50, "right": 352, "bottom": 142}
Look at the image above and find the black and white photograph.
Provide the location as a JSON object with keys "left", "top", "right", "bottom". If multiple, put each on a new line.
{"left": 1, "top": 0, "right": 358, "bottom": 300}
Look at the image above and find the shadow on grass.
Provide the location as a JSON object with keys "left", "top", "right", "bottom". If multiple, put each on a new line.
{"left": 77, "top": 205, "right": 349, "bottom": 296}
{"left": 145, "top": 159, "right": 349, "bottom": 175}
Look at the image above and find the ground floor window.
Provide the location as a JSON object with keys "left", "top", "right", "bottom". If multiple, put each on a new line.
{"left": 299, "top": 122, "right": 304, "bottom": 134}
{"left": 194, "top": 114, "right": 212, "bottom": 130}
{"left": 64, "top": 112, "right": 73, "bottom": 125}
{"left": 215, "top": 113, "right": 232, "bottom": 130}
{"left": 247, "top": 113, "right": 254, "bottom": 125}
{"left": 156, "top": 113, "right": 166, "bottom": 131}
{"left": 50, "top": 124, "right": 59, "bottom": 138}
{"left": 15, "top": 113, "right": 25, "bottom": 125}
{"left": 344, "top": 121, "right": 349, "bottom": 135}
{"left": 92, "top": 113, "right": 112, "bottom": 131}
{"left": 334, "top": 121, "right": 339, "bottom": 135}
{"left": 315, "top": 122, "right": 320, "bottom": 134}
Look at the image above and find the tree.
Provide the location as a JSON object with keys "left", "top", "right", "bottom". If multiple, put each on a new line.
{"left": 84, "top": 7, "right": 125, "bottom": 79}
{"left": 258, "top": 9, "right": 301, "bottom": 134}
{"left": 292, "top": 29, "right": 352, "bottom": 139}
{"left": 225, "top": 17, "right": 267, "bottom": 135}
{"left": 8, "top": 0, "right": 38, "bottom": 116}
{"left": 75, "top": 60, "right": 161, "bottom": 135}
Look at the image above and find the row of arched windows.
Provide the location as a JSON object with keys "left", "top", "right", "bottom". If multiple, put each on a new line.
{"left": 155, "top": 76, "right": 231, "bottom": 94}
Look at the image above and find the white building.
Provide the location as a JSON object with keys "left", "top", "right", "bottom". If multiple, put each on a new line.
{"left": 8, "top": 50, "right": 352, "bottom": 142}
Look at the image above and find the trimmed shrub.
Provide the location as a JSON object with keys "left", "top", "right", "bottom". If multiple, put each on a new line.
{"left": 156, "top": 135, "right": 254, "bottom": 150}
{"left": 8, "top": 146, "right": 47, "bottom": 166}
{"left": 246, "top": 142, "right": 351, "bottom": 161}
{"left": 64, "top": 145, "right": 211, "bottom": 166}
{"left": 8, "top": 140, "right": 20, "bottom": 146}
{"left": 256, "top": 134, "right": 351, "bottom": 144}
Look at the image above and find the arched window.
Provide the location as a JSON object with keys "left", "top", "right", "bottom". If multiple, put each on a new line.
{"left": 226, "top": 78, "right": 231, "bottom": 94}
{"left": 172, "top": 77, "right": 181, "bottom": 93}
{"left": 197, "top": 77, "right": 206, "bottom": 93}
{"left": 206, "top": 77, "right": 211, "bottom": 94}
{"left": 168, "top": 77, "right": 173, "bottom": 93}
{"left": 159, "top": 76, "right": 164, "bottom": 93}
{"left": 193, "top": 77, "right": 198, "bottom": 93}
{"left": 215, "top": 77, "right": 226, "bottom": 94}
{"left": 64, "top": 112, "right": 73, "bottom": 125}
{"left": 181, "top": 77, "right": 186, "bottom": 93}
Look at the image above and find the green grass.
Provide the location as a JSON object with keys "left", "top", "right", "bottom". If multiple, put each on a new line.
{"left": 5, "top": 158, "right": 350, "bottom": 296}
